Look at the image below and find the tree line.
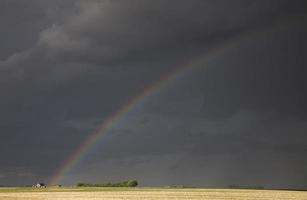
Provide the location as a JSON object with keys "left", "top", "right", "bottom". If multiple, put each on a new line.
{"left": 77, "top": 180, "right": 138, "bottom": 187}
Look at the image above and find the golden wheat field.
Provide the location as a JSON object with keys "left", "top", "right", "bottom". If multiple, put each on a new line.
{"left": 0, "top": 188, "right": 307, "bottom": 200}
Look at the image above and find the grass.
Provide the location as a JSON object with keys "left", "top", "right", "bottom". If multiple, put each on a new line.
{"left": 1, "top": 187, "right": 307, "bottom": 200}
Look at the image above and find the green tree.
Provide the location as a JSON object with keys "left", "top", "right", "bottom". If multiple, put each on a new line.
{"left": 127, "top": 180, "right": 138, "bottom": 187}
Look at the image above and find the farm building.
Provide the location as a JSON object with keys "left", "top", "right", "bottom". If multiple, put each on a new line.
{"left": 33, "top": 183, "right": 46, "bottom": 188}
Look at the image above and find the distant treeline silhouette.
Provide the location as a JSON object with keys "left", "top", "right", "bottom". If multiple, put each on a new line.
{"left": 228, "top": 185, "right": 265, "bottom": 190}
{"left": 77, "top": 180, "right": 138, "bottom": 187}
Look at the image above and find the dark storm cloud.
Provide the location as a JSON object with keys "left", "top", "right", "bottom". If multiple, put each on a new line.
{"left": 0, "top": 0, "right": 307, "bottom": 187}
{"left": 2, "top": 0, "right": 305, "bottom": 78}
{"left": 143, "top": 22, "right": 307, "bottom": 119}
{"left": 36, "top": 0, "right": 306, "bottom": 65}
{"left": 0, "top": 0, "right": 76, "bottom": 60}
{"left": 70, "top": 21, "right": 307, "bottom": 187}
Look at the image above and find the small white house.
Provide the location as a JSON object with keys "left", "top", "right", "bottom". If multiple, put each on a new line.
{"left": 33, "top": 183, "right": 46, "bottom": 188}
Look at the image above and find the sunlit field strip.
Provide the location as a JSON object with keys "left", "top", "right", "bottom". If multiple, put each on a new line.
{"left": 1, "top": 188, "right": 307, "bottom": 200}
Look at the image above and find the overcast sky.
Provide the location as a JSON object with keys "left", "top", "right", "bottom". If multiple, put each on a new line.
{"left": 0, "top": 0, "right": 307, "bottom": 188}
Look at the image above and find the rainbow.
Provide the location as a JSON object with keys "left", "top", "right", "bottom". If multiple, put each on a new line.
{"left": 49, "top": 55, "right": 205, "bottom": 185}
{"left": 49, "top": 21, "right": 281, "bottom": 184}
{"left": 49, "top": 49, "right": 219, "bottom": 184}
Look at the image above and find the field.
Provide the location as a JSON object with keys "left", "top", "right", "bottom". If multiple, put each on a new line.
{"left": 0, "top": 187, "right": 307, "bottom": 200}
